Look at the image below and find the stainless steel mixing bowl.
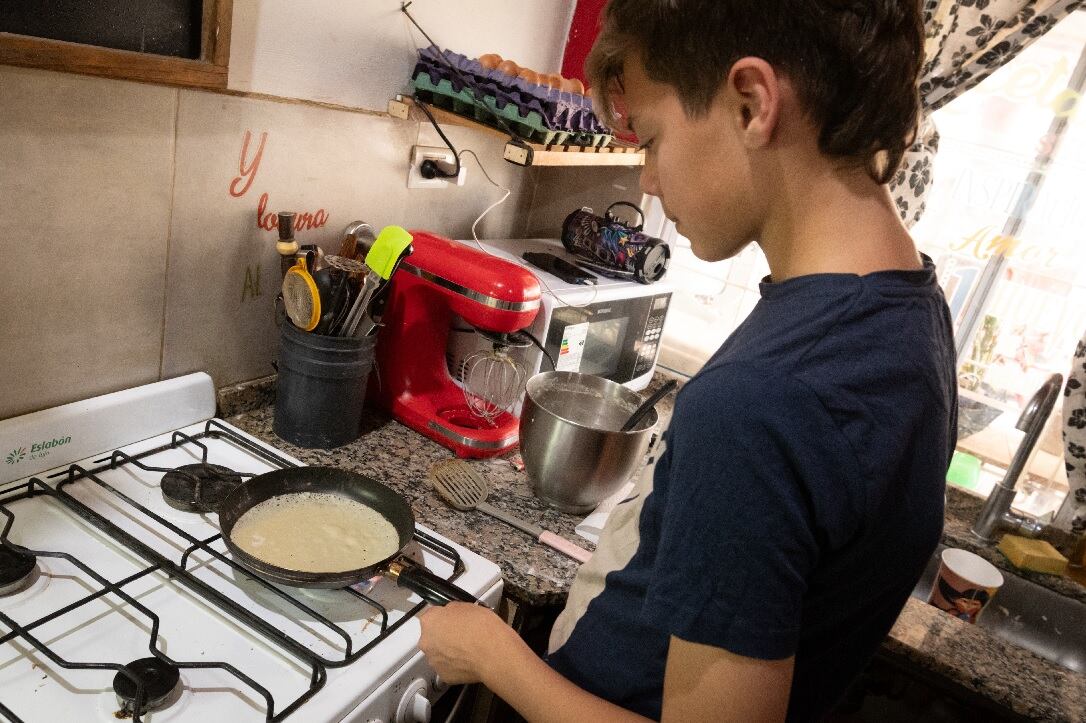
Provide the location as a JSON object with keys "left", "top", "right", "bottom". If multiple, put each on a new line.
{"left": 519, "top": 371, "right": 658, "bottom": 514}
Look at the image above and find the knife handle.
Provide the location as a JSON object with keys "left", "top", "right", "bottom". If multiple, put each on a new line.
{"left": 476, "top": 501, "right": 592, "bottom": 564}
{"left": 539, "top": 531, "right": 592, "bottom": 564}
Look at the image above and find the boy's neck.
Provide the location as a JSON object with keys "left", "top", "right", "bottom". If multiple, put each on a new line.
{"left": 755, "top": 158, "right": 922, "bottom": 284}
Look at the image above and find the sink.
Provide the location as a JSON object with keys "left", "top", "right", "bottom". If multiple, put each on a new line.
{"left": 911, "top": 545, "right": 1086, "bottom": 673}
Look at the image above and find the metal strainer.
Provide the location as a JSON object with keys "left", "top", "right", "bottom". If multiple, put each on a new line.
{"left": 281, "top": 258, "right": 320, "bottom": 331}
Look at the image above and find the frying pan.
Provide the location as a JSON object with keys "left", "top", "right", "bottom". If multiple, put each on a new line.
{"left": 216, "top": 466, "right": 477, "bottom": 606}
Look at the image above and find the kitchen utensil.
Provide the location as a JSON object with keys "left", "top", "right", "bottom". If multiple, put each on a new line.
{"left": 354, "top": 242, "right": 415, "bottom": 338}
{"left": 281, "top": 258, "right": 321, "bottom": 331}
{"left": 340, "top": 226, "right": 414, "bottom": 338}
{"left": 324, "top": 257, "right": 365, "bottom": 335}
{"left": 299, "top": 243, "right": 321, "bottom": 272}
{"left": 461, "top": 331, "right": 532, "bottom": 425}
{"left": 373, "top": 231, "right": 541, "bottom": 458}
{"left": 276, "top": 211, "right": 299, "bottom": 277}
{"left": 324, "top": 254, "right": 367, "bottom": 275}
{"left": 217, "top": 466, "right": 477, "bottom": 605}
{"left": 311, "top": 268, "right": 338, "bottom": 335}
{"left": 429, "top": 459, "right": 592, "bottom": 563}
{"left": 620, "top": 379, "right": 677, "bottom": 432}
{"left": 340, "top": 270, "right": 382, "bottom": 338}
{"left": 519, "top": 371, "right": 657, "bottom": 513}
{"left": 341, "top": 220, "right": 377, "bottom": 260}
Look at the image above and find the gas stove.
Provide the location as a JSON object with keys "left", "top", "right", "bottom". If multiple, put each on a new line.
{"left": 0, "top": 374, "right": 503, "bottom": 722}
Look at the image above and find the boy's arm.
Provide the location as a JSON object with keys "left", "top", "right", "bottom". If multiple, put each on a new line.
{"left": 419, "top": 604, "right": 792, "bottom": 723}
{"left": 662, "top": 636, "right": 793, "bottom": 723}
{"left": 420, "top": 602, "right": 649, "bottom": 722}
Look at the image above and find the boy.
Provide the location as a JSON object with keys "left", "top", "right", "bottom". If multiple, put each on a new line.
{"left": 419, "top": 2, "right": 957, "bottom": 721}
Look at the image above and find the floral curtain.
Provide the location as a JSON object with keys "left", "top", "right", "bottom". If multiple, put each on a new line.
{"left": 892, "top": 0, "right": 1085, "bottom": 227}
{"left": 1059, "top": 331, "right": 1086, "bottom": 533}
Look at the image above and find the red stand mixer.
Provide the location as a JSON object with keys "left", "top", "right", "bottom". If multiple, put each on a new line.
{"left": 373, "top": 231, "right": 542, "bottom": 458}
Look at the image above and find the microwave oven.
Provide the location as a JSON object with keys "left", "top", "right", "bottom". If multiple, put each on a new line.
{"left": 446, "top": 237, "right": 672, "bottom": 410}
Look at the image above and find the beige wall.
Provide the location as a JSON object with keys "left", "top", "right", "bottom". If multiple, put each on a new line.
{"left": 228, "top": 0, "right": 577, "bottom": 110}
{"left": 0, "top": 72, "right": 643, "bottom": 420}
{"left": 0, "top": 1, "right": 650, "bottom": 420}
{"left": 0, "top": 65, "right": 541, "bottom": 418}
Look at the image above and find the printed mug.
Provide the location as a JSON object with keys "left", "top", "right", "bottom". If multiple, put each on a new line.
{"left": 927, "top": 547, "right": 1004, "bottom": 624}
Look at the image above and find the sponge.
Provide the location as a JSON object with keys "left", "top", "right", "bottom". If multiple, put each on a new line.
{"left": 997, "top": 535, "right": 1069, "bottom": 576}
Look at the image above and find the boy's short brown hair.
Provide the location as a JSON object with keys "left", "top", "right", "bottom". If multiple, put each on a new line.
{"left": 586, "top": 1, "right": 924, "bottom": 184}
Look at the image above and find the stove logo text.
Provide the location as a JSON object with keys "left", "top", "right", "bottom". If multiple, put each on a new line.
{"left": 6, "top": 436, "right": 71, "bottom": 465}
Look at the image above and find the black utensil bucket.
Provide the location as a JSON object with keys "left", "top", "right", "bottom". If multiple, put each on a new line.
{"left": 273, "top": 323, "right": 376, "bottom": 448}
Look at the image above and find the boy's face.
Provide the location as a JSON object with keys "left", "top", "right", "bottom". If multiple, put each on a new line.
{"left": 620, "top": 54, "right": 761, "bottom": 262}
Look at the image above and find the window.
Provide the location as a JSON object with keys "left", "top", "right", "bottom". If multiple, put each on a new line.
{"left": 648, "top": 195, "right": 768, "bottom": 377}
{"left": 0, "top": 0, "right": 232, "bottom": 90}
{"left": 914, "top": 11, "right": 1086, "bottom": 519}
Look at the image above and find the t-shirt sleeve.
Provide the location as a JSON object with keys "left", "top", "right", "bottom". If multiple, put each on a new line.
{"left": 639, "top": 365, "right": 861, "bottom": 660}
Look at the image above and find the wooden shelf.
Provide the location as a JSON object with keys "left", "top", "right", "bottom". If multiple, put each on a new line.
{"left": 389, "top": 96, "right": 644, "bottom": 168}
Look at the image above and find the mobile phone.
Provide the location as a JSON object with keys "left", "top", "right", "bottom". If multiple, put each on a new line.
{"left": 522, "top": 252, "right": 598, "bottom": 285}
{"left": 575, "top": 258, "right": 636, "bottom": 281}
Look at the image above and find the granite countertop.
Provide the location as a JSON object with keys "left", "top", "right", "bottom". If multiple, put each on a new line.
{"left": 886, "top": 598, "right": 1085, "bottom": 722}
{"left": 220, "top": 373, "right": 1086, "bottom": 722}
{"left": 221, "top": 373, "right": 681, "bottom": 607}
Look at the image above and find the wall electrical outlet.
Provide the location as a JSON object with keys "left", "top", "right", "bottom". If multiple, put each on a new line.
{"left": 407, "top": 145, "right": 466, "bottom": 189}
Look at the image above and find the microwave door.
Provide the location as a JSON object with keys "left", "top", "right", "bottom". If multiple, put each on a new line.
{"left": 546, "top": 299, "right": 652, "bottom": 383}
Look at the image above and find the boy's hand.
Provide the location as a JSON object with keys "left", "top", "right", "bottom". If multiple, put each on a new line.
{"left": 421, "top": 603, "right": 654, "bottom": 723}
{"left": 418, "top": 602, "right": 517, "bottom": 685}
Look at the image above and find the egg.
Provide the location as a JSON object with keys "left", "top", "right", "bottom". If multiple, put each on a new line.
{"left": 517, "top": 68, "right": 540, "bottom": 85}
{"left": 560, "top": 77, "right": 584, "bottom": 94}
{"left": 497, "top": 59, "right": 520, "bottom": 77}
{"left": 478, "top": 53, "right": 502, "bottom": 70}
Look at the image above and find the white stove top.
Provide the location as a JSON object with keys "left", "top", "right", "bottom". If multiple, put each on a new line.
{"left": 0, "top": 377, "right": 503, "bottom": 722}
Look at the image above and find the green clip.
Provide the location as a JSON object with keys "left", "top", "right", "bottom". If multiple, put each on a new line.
{"left": 365, "top": 226, "right": 414, "bottom": 280}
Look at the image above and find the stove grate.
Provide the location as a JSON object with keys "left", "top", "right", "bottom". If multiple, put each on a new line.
{"left": 0, "top": 480, "right": 321, "bottom": 723}
{"left": 0, "top": 420, "right": 467, "bottom": 721}
{"left": 52, "top": 420, "right": 465, "bottom": 666}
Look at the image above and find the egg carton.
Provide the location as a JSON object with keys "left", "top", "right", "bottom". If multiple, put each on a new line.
{"left": 411, "top": 70, "right": 613, "bottom": 148}
{"left": 411, "top": 46, "right": 613, "bottom": 145}
{"left": 410, "top": 67, "right": 612, "bottom": 146}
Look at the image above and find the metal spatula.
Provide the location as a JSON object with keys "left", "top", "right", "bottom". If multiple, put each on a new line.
{"left": 429, "top": 460, "right": 592, "bottom": 564}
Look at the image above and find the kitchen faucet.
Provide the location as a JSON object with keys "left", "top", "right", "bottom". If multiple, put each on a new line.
{"left": 971, "top": 373, "right": 1064, "bottom": 543}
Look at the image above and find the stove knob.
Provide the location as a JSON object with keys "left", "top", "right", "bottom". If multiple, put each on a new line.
{"left": 432, "top": 674, "right": 448, "bottom": 693}
{"left": 395, "top": 678, "right": 431, "bottom": 723}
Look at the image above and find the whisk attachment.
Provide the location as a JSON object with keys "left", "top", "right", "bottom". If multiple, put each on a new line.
{"left": 460, "top": 329, "right": 532, "bottom": 424}
{"left": 462, "top": 349, "right": 526, "bottom": 424}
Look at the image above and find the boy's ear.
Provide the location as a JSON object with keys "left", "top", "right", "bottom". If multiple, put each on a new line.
{"left": 726, "top": 58, "right": 781, "bottom": 149}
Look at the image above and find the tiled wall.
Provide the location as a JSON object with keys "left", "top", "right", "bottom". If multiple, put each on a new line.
{"left": 521, "top": 166, "right": 644, "bottom": 239}
{"left": 0, "top": 65, "right": 557, "bottom": 419}
{"left": 657, "top": 228, "right": 770, "bottom": 377}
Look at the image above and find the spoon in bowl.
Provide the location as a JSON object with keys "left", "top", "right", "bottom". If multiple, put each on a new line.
{"left": 620, "top": 379, "right": 678, "bottom": 432}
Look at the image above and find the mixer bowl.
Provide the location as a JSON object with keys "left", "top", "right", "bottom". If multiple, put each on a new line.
{"left": 519, "top": 372, "right": 658, "bottom": 514}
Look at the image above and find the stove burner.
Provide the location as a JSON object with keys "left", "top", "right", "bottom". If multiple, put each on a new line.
{"left": 114, "top": 657, "right": 181, "bottom": 715}
{"left": 0, "top": 545, "right": 37, "bottom": 596}
{"left": 161, "top": 464, "right": 242, "bottom": 513}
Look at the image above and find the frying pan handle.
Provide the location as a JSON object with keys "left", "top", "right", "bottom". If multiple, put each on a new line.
{"left": 391, "top": 561, "right": 478, "bottom": 606}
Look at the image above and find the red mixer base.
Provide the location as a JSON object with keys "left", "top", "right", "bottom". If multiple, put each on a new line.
{"left": 391, "top": 397, "right": 519, "bottom": 459}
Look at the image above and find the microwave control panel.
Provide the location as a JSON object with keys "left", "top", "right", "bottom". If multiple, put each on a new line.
{"left": 633, "top": 293, "right": 671, "bottom": 378}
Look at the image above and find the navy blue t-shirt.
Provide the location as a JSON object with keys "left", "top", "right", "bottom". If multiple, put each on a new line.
{"left": 547, "top": 258, "right": 957, "bottom": 721}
